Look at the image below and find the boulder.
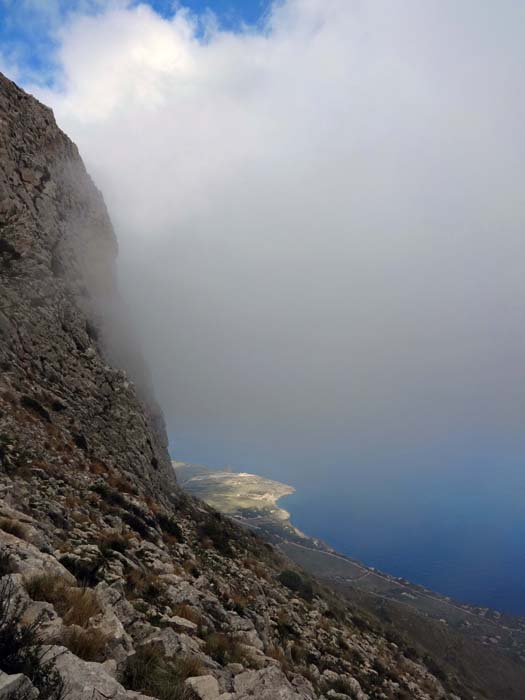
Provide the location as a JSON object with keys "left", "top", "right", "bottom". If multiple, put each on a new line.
{"left": 233, "top": 629, "right": 263, "bottom": 650}
{"left": 185, "top": 675, "right": 220, "bottom": 700}
{"left": 167, "top": 615, "right": 198, "bottom": 632}
{"left": 91, "top": 605, "right": 134, "bottom": 665}
{"left": 21, "top": 600, "right": 63, "bottom": 642}
{"left": 0, "top": 672, "right": 39, "bottom": 700}
{"left": 0, "top": 530, "right": 75, "bottom": 583}
{"left": 233, "top": 667, "right": 311, "bottom": 699}
{"left": 141, "top": 628, "right": 218, "bottom": 669}
{"left": 95, "top": 581, "right": 138, "bottom": 628}
{"left": 165, "top": 581, "right": 202, "bottom": 606}
{"left": 42, "top": 645, "right": 140, "bottom": 700}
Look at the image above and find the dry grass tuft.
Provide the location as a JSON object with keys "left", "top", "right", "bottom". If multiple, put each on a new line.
{"left": 124, "top": 569, "right": 161, "bottom": 602}
{"left": 62, "top": 626, "right": 107, "bottom": 661}
{"left": 204, "top": 633, "right": 245, "bottom": 665}
{"left": 0, "top": 517, "right": 29, "bottom": 540}
{"left": 26, "top": 574, "right": 100, "bottom": 626}
{"left": 172, "top": 604, "right": 202, "bottom": 625}
{"left": 123, "top": 646, "right": 201, "bottom": 700}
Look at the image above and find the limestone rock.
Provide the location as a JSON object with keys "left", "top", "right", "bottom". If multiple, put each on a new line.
{"left": 233, "top": 667, "right": 309, "bottom": 699}
{"left": 0, "top": 71, "right": 174, "bottom": 498}
{"left": 43, "top": 646, "right": 139, "bottom": 700}
{"left": 167, "top": 614, "right": 198, "bottom": 632}
{"left": 0, "top": 672, "right": 39, "bottom": 700}
{"left": 0, "top": 530, "right": 75, "bottom": 583}
{"left": 185, "top": 675, "right": 220, "bottom": 700}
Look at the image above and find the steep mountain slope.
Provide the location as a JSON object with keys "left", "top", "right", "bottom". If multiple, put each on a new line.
{"left": 174, "top": 463, "right": 525, "bottom": 700}
{"left": 0, "top": 72, "right": 173, "bottom": 495}
{"left": 0, "top": 72, "right": 489, "bottom": 700}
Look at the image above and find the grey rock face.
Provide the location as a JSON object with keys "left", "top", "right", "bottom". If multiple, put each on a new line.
{"left": 0, "top": 72, "right": 174, "bottom": 496}
{"left": 185, "top": 675, "right": 221, "bottom": 699}
{"left": 43, "top": 646, "right": 144, "bottom": 700}
{"left": 0, "top": 672, "right": 39, "bottom": 700}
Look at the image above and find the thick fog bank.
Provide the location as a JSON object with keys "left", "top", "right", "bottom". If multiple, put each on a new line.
{"left": 27, "top": 0, "right": 525, "bottom": 490}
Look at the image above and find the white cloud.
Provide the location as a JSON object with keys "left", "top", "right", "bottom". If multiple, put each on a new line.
{"left": 29, "top": 0, "right": 525, "bottom": 477}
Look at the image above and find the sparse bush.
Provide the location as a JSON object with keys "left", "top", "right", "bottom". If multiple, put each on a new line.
{"left": 290, "top": 642, "right": 307, "bottom": 664}
{"left": 276, "top": 610, "right": 298, "bottom": 640}
{"left": 62, "top": 626, "right": 107, "bottom": 661}
{"left": 157, "top": 513, "right": 183, "bottom": 541}
{"left": 98, "top": 533, "right": 128, "bottom": 557}
{"left": 122, "top": 511, "right": 151, "bottom": 538}
{"left": 204, "top": 633, "right": 244, "bottom": 665}
{"left": 0, "top": 548, "right": 17, "bottom": 576}
{"left": 0, "top": 578, "right": 66, "bottom": 700}
{"left": 423, "top": 653, "right": 448, "bottom": 682}
{"left": 243, "top": 557, "right": 270, "bottom": 580}
{"left": 277, "top": 569, "right": 313, "bottom": 601}
{"left": 125, "top": 569, "right": 161, "bottom": 603}
{"left": 345, "top": 646, "right": 365, "bottom": 665}
{"left": 26, "top": 574, "right": 100, "bottom": 626}
{"left": 0, "top": 517, "right": 29, "bottom": 540}
{"left": 227, "top": 591, "right": 249, "bottom": 614}
{"left": 172, "top": 604, "right": 202, "bottom": 625}
{"left": 90, "top": 482, "right": 127, "bottom": 508}
{"left": 123, "top": 646, "right": 201, "bottom": 700}
{"left": 59, "top": 553, "right": 104, "bottom": 586}
{"left": 107, "top": 472, "right": 136, "bottom": 494}
{"left": 198, "top": 514, "right": 233, "bottom": 556}
{"left": 183, "top": 559, "right": 201, "bottom": 578}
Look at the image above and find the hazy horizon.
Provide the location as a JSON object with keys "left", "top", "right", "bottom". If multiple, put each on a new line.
{"left": 3, "top": 0, "right": 525, "bottom": 613}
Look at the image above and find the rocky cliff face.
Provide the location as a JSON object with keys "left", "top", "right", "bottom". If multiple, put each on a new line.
{"left": 0, "top": 73, "right": 173, "bottom": 495}
{"left": 0, "top": 73, "right": 468, "bottom": 700}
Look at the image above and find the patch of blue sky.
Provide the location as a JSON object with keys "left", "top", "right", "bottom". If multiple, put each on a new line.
{"left": 0, "top": 0, "right": 271, "bottom": 86}
{"left": 150, "top": 0, "right": 270, "bottom": 27}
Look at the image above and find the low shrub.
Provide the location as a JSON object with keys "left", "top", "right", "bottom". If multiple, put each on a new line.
{"left": 0, "top": 548, "right": 17, "bottom": 576}
{"left": 277, "top": 569, "right": 314, "bottom": 601}
{"left": 204, "top": 633, "right": 244, "bottom": 665}
{"left": 125, "top": 569, "right": 161, "bottom": 603}
{"left": 62, "top": 626, "right": 107, "bottom": 662}
{"left": 227, "top": 591, "right": 249, "bottom": 614}
{"left": 98, "top": 533, "right": 128, "bottom": 557}
{"left": 90, "top": 483, "right": 127, "bottom": 508}
{"left": 59, "top": 553, "right": 104, "bottom": 586}
{"left": 172, "top": 604, "right": 202, "bottom": 625}
{"left": 0, "top": 517, "right": 29, "bottom": 540}
{"left": 123, "top": 646, "right": 201, "bottom": 700}
{"left": 182, "top": 559, "right": 201, "bottom": 578}
{"left": 26, "top": 574, "right": 100, "bottom": 626}
{"left": 0, "top": 578, "right": 66, "bottom": 700}
{"left": 157, "top": 513, "right": 183, "bottom": 541}
{"left": 276, "top": 610, "right": 299, "bottom": 640}
{"left": 198, "top": 514, "right": 233, "bottom": 556}
{"left": 122, "top": 511, "right": 151, "bottom": 538}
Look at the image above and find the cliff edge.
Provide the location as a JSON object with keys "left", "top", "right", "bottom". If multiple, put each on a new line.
{"left": 0, "top": 73, "right": 174, "bottom": 495}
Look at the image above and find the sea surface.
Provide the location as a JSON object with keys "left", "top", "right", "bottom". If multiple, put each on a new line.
{"left": 279, "top": 469, "right": 525, "bottom": 617}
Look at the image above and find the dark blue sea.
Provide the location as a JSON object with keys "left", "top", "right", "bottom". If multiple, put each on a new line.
{"left": 279, "top": 468, "right": 525, "bottom": 617}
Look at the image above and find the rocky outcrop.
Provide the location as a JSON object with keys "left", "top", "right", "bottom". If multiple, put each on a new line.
{"left": 0, "top": 672, "right": 39, "bottom": 700}
{"left": 0, "top": 72, "right": 173, "bottom": 495}
{"left": 0, "top": 474, "right": 456, "bottom": 700}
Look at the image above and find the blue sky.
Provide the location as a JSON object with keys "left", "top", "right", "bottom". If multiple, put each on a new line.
{"left": 0, "top": 0, "right": 270, "bottom": 85}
